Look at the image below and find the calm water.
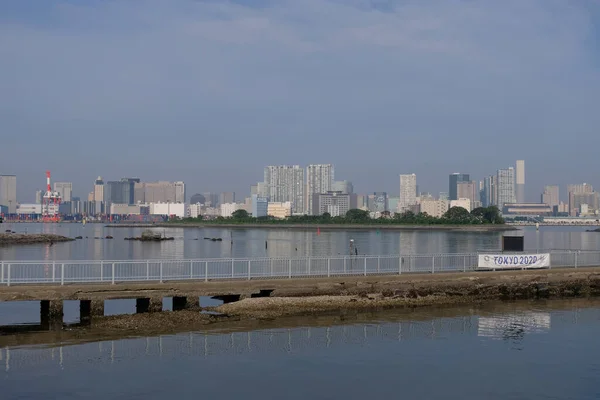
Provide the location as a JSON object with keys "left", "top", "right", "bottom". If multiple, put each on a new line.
{"left": 2, "top": 299, "right": 600, "bottom": 399}
{"left": 1, "top": 224, "right": 600, "bottom": 261}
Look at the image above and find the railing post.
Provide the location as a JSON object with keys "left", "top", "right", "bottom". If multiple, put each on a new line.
{"left": 6, "top": 264, "right": 10, "bottom": 286}
{"left": 247, "top": 260, "right": 251, "bottom": 280}
{"left": 463, "top": 255, "right": 467, "bottom": 272}
{"left": 190, "top": 260, "right": 194, "bottom": 279}
{"left": 327, "top": 258, "right": 331, "bottom": 277}
{"left": 61, "top": 263, "right": 65, "bottom": 285}
{"left": 344, "top": 257, "right": 347, "bottom": 274}
{"left": 288, "top": 259, "right": 292, "bottom": 279}
{"left": 231, "top": 259, "right": 235, "bottom": 278}
{"left": 308, "top": 257, "right": 311, "bottom": 277}
{"left": 100, "top": 261, "right": 104, "bottom": 282}
{"left": 52, "top": 261, "right": 56, "bottom": 283}
{"left": 204, "top": 261, "right": 208, "bottom": 282}
{"left": 111, "top": 263, "right": 115, "bottom": 284}
{"left": 160, "top": 261, "right": 163, "bottom": 283}
{"left": 0, "top": 261, "right": 3, "bottom": 284}
{"left": 364, "top": 257, "right": 367, "bottom": 276}
{"left": 377, "top": 256, "right": 380, "bottom": 273}
{"left": 270, "top": 258, "right": 273, "bottom": 277}
{"left": 399, "top": 255, "right": 402, "bottom": 275}
{"left": 575, "top": 251, "right": 578, "bottom": 268}
{"left": 432, "top": 256, "right": 435, "bottom": 274}
{"left": 146, "top": 261, "right": 150, "bottom": 280}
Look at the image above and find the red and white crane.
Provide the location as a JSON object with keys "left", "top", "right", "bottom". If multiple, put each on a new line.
{"left": 42, "top": 171, "right": 61, "bottom": 222}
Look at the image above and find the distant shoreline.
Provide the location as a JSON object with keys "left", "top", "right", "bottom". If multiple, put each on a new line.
{"left": 105, "top": 223, "right": 518, "bottom": 232}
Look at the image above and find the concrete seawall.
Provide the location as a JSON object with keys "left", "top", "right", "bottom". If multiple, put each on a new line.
{"left": 1, "top": 267, "right": 599, "bottom": 329}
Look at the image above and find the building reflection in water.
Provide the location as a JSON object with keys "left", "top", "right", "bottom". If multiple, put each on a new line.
{"left": 477, "top": 312, "right": 551, "bottom": 341}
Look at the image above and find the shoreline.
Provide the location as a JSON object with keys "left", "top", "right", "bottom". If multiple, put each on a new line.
{"left": 105, "top": 223, "right": 518, "bottom": 232}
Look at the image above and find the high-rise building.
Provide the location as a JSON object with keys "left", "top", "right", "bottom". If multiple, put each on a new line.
{"left": 93, "top": 176, "right": 104, "bottom": 214}
{"left": 174, "top": 181, "right": 186, "bottom": 203}
{"left": 481, "top": 176, "right": 497, "bottom": 207}
{"left": 220, "top": 192, "right": 235, "bottom": 205}
{"left": 449, "top": 173, "right": 470, "bottom": 201}
{"left": 0, "top": 175, "right": 17, "bottom": 214}
{"left": 515, "top": 160, "right": 525, "bottom": 203}
{"left": 399, "top": 174, "right": 417, "bottom": 212}
{"left": 457, "top": 181, "right": 478, "bottom": 208}
{"left": 134, "top": 181, "right": 185, "bottom": 204}
{"left": 371, "top": 192, "right": 388, "bottom": 213}
{"left": 313, "top": 191, "right": 351, "bottom": 217}
{"left": 104, "top": 179, "right": 135, "bottom": 211}
{"left": 190, "top": 193, "right": 205, "bottom": 205}
{"left": 202, "top": 192, "right": 220, "bottom": 207}
{"left": 264, "top": 165, "right": 304, "bottom": 213}
{"left": 497, "top": 168, "right": 516, "bottom": 207}
{"left": 251, "top": 194, "right": 268, "bottom": 218}
{"left": 541, "top": 185, "right": 559, "bottom": 208}
{"left": 332, "top": 180, "right": 353, "bottom": 194}
{"left": 568, "top": 184, "right": 595, "bottom": 215}
{"left": 35, "top": 190, "right": 44, "bottom": 204}
{"left": 54, "top": 182, "right": 73, "bottom": 202}
{"left": 306, "top": 164, "right": 334, "bottom": 214}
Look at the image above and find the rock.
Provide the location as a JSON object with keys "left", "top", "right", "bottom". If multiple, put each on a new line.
{"left": 0, "top": 233, "right": 74, "bottom": 246}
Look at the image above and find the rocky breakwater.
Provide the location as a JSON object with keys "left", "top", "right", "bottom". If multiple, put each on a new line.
{"left": 0, "top": 233, "right": 75, "bottom": 245}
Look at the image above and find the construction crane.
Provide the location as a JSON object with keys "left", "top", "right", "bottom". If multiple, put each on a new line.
{"left": 42, "top": 171, "right": 61, "bottom": 223}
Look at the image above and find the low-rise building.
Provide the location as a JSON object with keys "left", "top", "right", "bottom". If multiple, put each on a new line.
{"left": 502, "top": 203, "right": 553, "bottom": 216}
{"left": 110, "top": 204, "right": 143, "bottom": 215}
{"left": 251, "top": 195, "right": 268, "bottom": 217}
{"left": 312, "top": 191, "right": 351, "bottom": 217}
{"left": 268, "top": 202, "right": 292, "bottom": 219}
{"left": 220, "top": 202, "right": 242, "bottom": 217}
{"left": 419, "top": 199, "right": 449, "bottom": 218}
{"left": 150, "top": 203, "right": 187, "bottom": 218}
{"left": 450, "top": 198, "right": 471, "bottom": 212}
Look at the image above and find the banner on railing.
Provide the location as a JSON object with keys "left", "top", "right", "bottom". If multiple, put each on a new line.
{"left": 477, "top": 253, "right": 550, "bottom": 269}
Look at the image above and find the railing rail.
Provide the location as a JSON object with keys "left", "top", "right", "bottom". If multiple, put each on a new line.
{"left": 0, "top": 250, "right": 598, "bottom": 286}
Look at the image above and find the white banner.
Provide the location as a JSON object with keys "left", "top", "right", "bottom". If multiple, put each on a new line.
{"left": 478, "top": 253, "right": 550, "bottom": 269}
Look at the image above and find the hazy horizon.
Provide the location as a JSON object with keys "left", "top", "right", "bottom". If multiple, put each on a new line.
{"left": 2, "top": 0, "right": 600, "bottom": 202}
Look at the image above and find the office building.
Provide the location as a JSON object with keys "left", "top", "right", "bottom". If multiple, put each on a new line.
{"left": 135, "top": 181, "right": 186, "bottom": 204}
{"left": 312, "top": 191, "right": 351, "bottom": 217}
{"left": 516, "top": 160, "right": 525, "bottom": 203}
{"left": 399, "top": 174, "right": 417, "bottom": 212}
{"left": 388, "top": 196, "right": 400, "bottom": 213}
{"left": 190, "top": 193, "right": 205, "bottom": 205}
{"left": 496, "top": 168, "right": 516, "bottom": 207}
{"left": 104, "top": 179, "right": 135, "bottom": 210}
{"left": 502, "top": 203, "right": 553, "bottom": 216}
{"left": 306, "top": 164, "right": 334, "bottom": 214}
{"left": 251, "top": 194, "right": 268, "bottom": 218}
{"left": 541, "top": 185, "right": 559, "bottom": 208}
{"left": 371, "top": 192, "right": 388, "bottom": 213}
{"left": 35, "top": 190, "right": 43, "bottom": 204}
{"left": 220, "top": 192, "right": 235, "bottom": 205}
{"left": 264, "top": 165, "right": 304, "bottom": 213}
{"left": 568, "top": 184, "right": 594, "bottom": 215}
{"left": 457, "top": 181, "right": 478, "bottom": 208}
{"left": 420, "top": 199, "right": 449, "bottom": 218}
{"left": 267, "top": 202, "right": 293, "bottom": 219}
{"left": 569, "top": 192, "right": 599, "bottom": 216}
{"left": 202, "top": 192, "right": 220, "bottom": 207}
{"left": 150, "top": 203, "right": 187, "bottom": 218}
{"left": 54, "top": 182, "right": 73, "bottom": 202}
{"left": 450, "top": 198, "right": 472, "bottom": 212}
{"left": 220, "top": 202, "right": 242, "bottom": 218}
{"left": 332, "top": 180, "right": 353, "bottom": 194}
{"left": 93, "top": 176, "right": 104, "bottom": 214}
{"left": 449, "top": 173, "right": 470, "bottom": 201}
{"left": 0, "top": 175, "right": 17, "bottom": 214}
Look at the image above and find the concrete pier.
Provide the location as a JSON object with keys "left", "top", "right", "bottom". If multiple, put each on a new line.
{"left": 136, "top": 297, "right": 162, "bottom": 313}
{"left": 40, "top": 300, "right": 63, "bottom": 328}
{"left": 79, "top": 300, "right": 105, "bottom": 323}
{"left": 172, "top": 296, "right": 200, "bottom": 311}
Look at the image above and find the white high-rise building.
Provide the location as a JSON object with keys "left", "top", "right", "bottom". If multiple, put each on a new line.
{"left": 0, "top": 175, "right": 17, "bottom": 214}
{"left": 306, "top": 164, "right": 334, "bottom": 214}
{"left": 54, "top": 182, "right": 73, "bottom": 202}
{"left": 399, "top": 174, "right": 417, "bottom": 212}
{"left": 264, "top": 165, "right": 305, "bottom": 214}
{"left": 516, "top": 160, "right": 525, "bottom": 203}
{"left": 497, "top": 167, "right": 516, "bottom": 207}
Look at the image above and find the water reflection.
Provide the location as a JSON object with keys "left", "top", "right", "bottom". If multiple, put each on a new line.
{"left": 2, "top": 224, "right": 600, "bottom": 261}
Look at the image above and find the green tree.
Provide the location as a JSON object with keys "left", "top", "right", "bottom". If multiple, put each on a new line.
{"left": 471, "top": 206, "right": 504, "bottom": 224}
{"left": 345, "top": 209, "right": 370, "bottom": 222}
{"left": 231, "top": 209, "right": 250, "bottom": 220}
{"left": 443, "top": 206, "right": 474, "bottom": 224}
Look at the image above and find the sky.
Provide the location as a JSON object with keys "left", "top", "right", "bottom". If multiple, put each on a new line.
{"left": 1, "top": 0, "right": 600, "bottom": 203}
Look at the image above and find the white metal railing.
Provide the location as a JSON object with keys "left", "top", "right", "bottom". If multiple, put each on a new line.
{"left": 0, "top": 250, "right": 598, "bottom": 286}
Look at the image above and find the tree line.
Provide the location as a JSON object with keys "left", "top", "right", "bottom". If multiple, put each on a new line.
{"left": 177, "top": 206, "right": 504, "bottom": 225}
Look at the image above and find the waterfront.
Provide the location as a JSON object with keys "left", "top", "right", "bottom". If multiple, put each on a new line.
{"left": 2, "top": 299, "right": 600, "bottom": 399}
{"left": 1, "top": 224, "right": 600, "bottom": 261}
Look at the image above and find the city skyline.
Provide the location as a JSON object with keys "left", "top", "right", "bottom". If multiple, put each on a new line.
{"left": 2, "top": 1, "right": 600, "bottom": 202}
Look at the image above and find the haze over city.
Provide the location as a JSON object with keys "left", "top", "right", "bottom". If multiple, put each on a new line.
{"left": 2, "top": 0, "right": 600, "bottom": 201}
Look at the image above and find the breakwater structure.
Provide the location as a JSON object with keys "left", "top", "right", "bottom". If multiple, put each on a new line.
{"left": 0, "top": 250, "right": 599, "bottom": 327}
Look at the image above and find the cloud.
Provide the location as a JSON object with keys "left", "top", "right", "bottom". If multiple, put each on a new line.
{"left": 1, "top": 0, "right": 599, "bottom": 200}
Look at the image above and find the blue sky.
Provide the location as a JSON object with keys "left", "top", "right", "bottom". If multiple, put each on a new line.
{"left": 1, "top": 0, "right": 600, "bottom": 202}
